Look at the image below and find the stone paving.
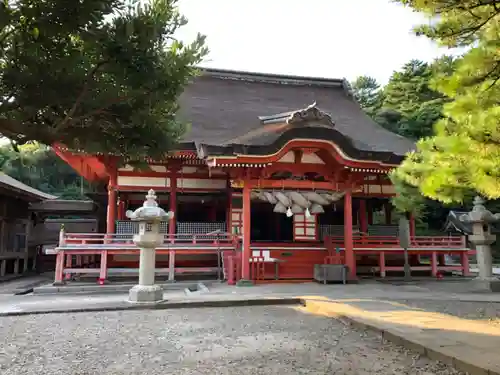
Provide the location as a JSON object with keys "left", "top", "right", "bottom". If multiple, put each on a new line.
{"left": 394, "top": 299, "right": 500, "bottom": 327}
{"left": 298, "top": 297, "right": 500, "bottom": 374}
{"left": 0, "top": 306, "right": 465, "bottom": 375}
{"left": 1, "top": 280, "right": 500, "bottom": 373}
{"left": 2, "top": 280, "right": 500, "bottom": 315}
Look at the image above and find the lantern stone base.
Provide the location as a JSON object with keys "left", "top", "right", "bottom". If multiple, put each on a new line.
{"left": 128, "top": 284, "right": 163, "bottom": 303}
{"left": 469, "top": 278, "right": 500, "bottom": 293}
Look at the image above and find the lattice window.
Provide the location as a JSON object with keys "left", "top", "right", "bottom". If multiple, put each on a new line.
{"left": 116, "top": 220, "right": 168, "bottom": 235}
{"left": 293, "top": 214, "right": 317, "bottom": 241}
{"left": 176, "top": 222, "right": 227, "bottom": 239}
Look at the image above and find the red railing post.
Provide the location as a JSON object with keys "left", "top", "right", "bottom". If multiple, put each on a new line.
{"left": 250, "top": 256, "right": 265, "bottom": 283}
{"left": 54, "top": 251, "right": 65, "bottom": 285}
{"left": 379, "top": 251, "right": 386, "bottom": 278}
{"left": 461, "top": 251, "right": 471, "bottom": 276}
{"left": 227, "top": 256, "right": 235, "bottom": 285}
{"left": 64, "top": 253, "right": 72, "bottom": 280}
{"left": 98, "top": 250, "right": 108, "bottom": 285}
{"left": 431, "top": 251, "right": 438, "bottom": 277}
{"left": 233, "top": 254, "right": 241, "bottom": 283}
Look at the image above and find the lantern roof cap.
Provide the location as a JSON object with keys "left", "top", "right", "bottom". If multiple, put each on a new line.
{"left": 126, "top": 189, "right": 173, "bottom": 222}
{"left": 459, "top": 196, "right": 500, "bottom": 224}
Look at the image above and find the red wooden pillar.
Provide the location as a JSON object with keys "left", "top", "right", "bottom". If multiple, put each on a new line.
{"left": 169, "top": 173, "right": 177, "bottom": 238}
{"left": 344, "top": 190, "right": 356, "bottom": 279}
{"left": 226, "top": 180, "right": 232, "bottom": 232}
{"left": 358, "top": 199, "right": 368, "bottom": 234}
{"left": 106, "top": 166, "right": 118, "bottom": 234}
{"left": 241, "top": 181, "right": 251, "bottom": 280}
{"left": 384, "top": 201, "right": 392, "bottom": 225}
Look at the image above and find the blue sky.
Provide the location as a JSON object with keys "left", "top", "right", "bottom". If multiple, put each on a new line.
{"left": 176, "top": 0, "right": 452, "bottom": 84}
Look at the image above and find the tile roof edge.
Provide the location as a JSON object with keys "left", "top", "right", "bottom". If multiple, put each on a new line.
{"left": 0, "top": 172, "right": 57, "bottom": 200}
{"left": 200, "top": 67, "right": 349, "bottom": 89}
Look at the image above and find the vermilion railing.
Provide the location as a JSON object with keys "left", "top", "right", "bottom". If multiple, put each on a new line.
{"left": 250, "top": 256, "right": 266, "bottom": 283}
{"left": 325, "top": 235, "right": 467, "bottom": 249}
{"left": 53, "top": 232, "right": 240, "bottom": 285}
{"left": 61, "top": 232, "right": 239, "bottom": 247}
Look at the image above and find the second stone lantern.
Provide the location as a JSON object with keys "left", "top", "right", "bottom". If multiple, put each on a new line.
{"left": 459, "top": 196, "right": 500, "bottom": 292}
{"left": 126, "top": 189, "right": 174, "bottom": 303}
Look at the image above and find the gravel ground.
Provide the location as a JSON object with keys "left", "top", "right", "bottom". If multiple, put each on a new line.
{"left": 394, "top": 299, "right": 500, "bottom": 326}
{"left": 0, "top": 306, "right": 464, "bottom": 375}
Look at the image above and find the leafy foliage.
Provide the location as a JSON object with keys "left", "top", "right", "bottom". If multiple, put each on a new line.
{"left": 0, "top": 0, "right": 207, "bottom": 160}
{"left": 392, "top": 0, "right": 500, "bottom": 206}
{"left": 0, "top": 143, "right": 93, "bottom": 199}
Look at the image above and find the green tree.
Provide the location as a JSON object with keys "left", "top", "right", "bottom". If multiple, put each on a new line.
{"left": 392, "top": 0, "right": 500, "bottom": 207}
{"left": 0, "top": 0, "right": 207, "bottom": 160}
{"left": 0, "top": 144, "right": 91, "bottom": 199}
{"left": 353, "top": 58, "right": 455, "bottom": 140}
{"left": 352, "top": 58, "right": 457, "bottom": 224}
{"left": 350, "top": 76, "right": 383, "bottom": 117}
{"left": 377, "top": 59, "right": 450, "bottom": 139}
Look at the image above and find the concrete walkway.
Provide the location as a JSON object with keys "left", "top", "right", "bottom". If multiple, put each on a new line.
{"left": 1, "top": 281, "right": 499, "bottom": 374}
{"left": 297, "top": 297, "right": 500, "bottom": 375}
{"left": 2, "top": 281, "right": 500, "bottom": 314}
{"left": 0, "top": 273, "right": 53, "bottom": 295}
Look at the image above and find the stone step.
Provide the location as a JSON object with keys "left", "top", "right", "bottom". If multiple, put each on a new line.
{"left": 33, "top": 280, "right": 215, "bottom": 295}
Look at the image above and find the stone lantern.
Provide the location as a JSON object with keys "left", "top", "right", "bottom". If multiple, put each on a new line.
{"left": 459, "top": 196, "right": 500, "bottom": 292}
{"left": 126, "top": 189, "right": 174, "bottom": 303}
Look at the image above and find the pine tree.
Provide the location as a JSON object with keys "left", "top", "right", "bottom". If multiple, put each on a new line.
{"left": 391, "top": 0, "right": 500, "bottom": 205}
{"left": 378, "top": 59, "right": 451, "bottom": 139}
{"left": 350, "top": 76, "right": 383, "bottom": 117}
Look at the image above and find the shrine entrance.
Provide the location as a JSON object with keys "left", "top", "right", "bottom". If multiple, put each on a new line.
{"left": 250, "top": 201, "right": 293, "bottom": 242}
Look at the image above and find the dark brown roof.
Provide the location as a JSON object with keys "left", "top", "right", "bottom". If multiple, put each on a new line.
{"left": 178, "top": 68, "right": 415, "bottom": 161}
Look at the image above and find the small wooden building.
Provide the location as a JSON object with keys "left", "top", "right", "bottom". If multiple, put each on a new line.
{"left": 52, "top": 69, "right": 472, "bottom": 284}
{"left": 0, "top": 172, "right": 56, "bottom": 277}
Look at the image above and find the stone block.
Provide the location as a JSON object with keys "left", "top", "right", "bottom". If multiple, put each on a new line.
{"left": 128, "top": 284, "right": 163, "bottom": 303}
{"left": 452, "top": 358, "right": 489, "bottom": 375}
{"left": 469, "top": 279, "right": 500, "bottom": 292}
{"left": 400, "top": 337, "right": 426, "bottom": 355}
{"left": 424, "top": 347, "right": 454, "bottom": 366}
{"left": 382, "top": 330, "right": 403, "bottom": 346}
{"left": 490, "top": 279, "right": 500, "bottom": 292}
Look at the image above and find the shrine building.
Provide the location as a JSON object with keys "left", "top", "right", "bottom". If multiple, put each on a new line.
{"left": 52, "top": 69, "right": 472, "bottom": 284}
